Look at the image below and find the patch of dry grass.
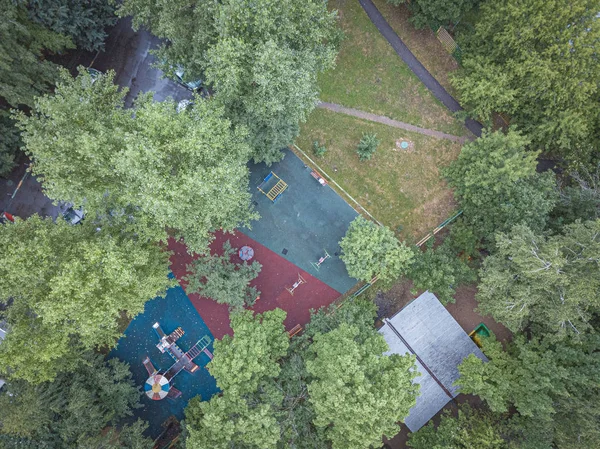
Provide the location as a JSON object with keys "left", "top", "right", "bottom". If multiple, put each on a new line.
{"left": 295, "top": 108, "right": 460, "bottom": 241}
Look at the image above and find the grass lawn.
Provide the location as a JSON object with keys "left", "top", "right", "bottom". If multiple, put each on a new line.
{"left": 320, "top": 0, "right": 465, "bottom": 136}
{"left": 295, "top": 108, "right": 460, "bottom": 241}
{"left": 371, "top": 0, "right": 461, "bottom": 98}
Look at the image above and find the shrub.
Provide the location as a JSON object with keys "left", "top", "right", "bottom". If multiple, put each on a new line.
{"left": 313, "top": 140, "right": 327, "bottom": 157}
{"left": 357, "top": 133, "right": 379, "bottom": 161}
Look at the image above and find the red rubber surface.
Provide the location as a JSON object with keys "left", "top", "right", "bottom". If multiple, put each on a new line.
{"left": 168, "top": 231, "right": 342, "bottom": 340}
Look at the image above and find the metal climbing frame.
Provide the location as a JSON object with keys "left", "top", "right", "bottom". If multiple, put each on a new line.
{"left": 257, "top": 171, "right": 288, "bottom": 203}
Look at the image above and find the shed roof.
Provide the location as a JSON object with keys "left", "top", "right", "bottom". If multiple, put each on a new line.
{"left": 379, "top": 291, "right": 487, "bottom": 432}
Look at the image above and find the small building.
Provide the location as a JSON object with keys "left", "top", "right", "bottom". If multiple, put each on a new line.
{"left": 379, "top": 291, "right": 487, "bottom": 432}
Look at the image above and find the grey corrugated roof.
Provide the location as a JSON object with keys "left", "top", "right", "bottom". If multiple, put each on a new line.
{"left": 379, "top": 291, "right": 487, "bottom": 432}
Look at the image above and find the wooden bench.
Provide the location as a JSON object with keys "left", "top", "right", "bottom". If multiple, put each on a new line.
{"left": 288, "top": 324, "right": 303, "bottom": 338}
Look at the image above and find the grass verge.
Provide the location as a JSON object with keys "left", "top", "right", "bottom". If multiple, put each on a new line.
{"left": 321, "top": 0, "right": 465, "bottom": 136}
{"left": 371, "top": 0, "right": 461, "bottom": 98}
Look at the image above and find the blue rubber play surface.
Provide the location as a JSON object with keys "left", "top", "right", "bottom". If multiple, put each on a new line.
{"left": 109, "top": 284, "right": 219, "bottom": 438}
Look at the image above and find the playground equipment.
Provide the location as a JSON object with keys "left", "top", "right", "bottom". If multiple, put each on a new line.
{"left": 286, "top": 273, "right": 307, "bottom": 296}
{"left": 142, "top": 322, "right": 213, "bottom": 401}
{"left": 239, "top": 245, "right": 254, "bottom": 261}
{"left": 468, "top": 323, "right": 491, "bottom": 349}
{"left": 310, "top": 250, "right": 330, "bottom": 272}
{"left": 288, "top": 324, "right": 303, "bottom": 338}
{"left": 310, "top": 169, "right": 328, "bottom": 186}
{"left": 257, "top": 171, "right": 288, "bottom": 202}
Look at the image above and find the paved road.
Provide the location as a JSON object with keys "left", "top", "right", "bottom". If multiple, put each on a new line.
{"left": 358, "top": 0, "right": 483, "bottom": 138}
{"left": 318, "top": 102, "right": 467, "bottom": 143}
{"left": 90, "top": 17, "right": 192, "bottom": 107}
{"left": 1, "top": 17, "right": 192, "bottom": 219}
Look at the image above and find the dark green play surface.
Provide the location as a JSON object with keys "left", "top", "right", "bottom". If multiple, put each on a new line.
{"left": 241, "top": 148, "right": 359, "bottom": 293}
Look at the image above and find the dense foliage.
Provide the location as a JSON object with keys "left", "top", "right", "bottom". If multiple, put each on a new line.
{"left": 452, "top": 0, "right": 600, "bottom": 165}
{"left": 25, "top": 0, "right": 117, "bottom": 51}
{"left": 307, "top": 324, "right": 418, "bottom": 449}
{"left": 407, "top": 239, "right": 475, "bottom": 304}
{"left": 0, "top": 0, "right": 72, "bottom": 176}
{"left": 185, "top": 241, "right": 262, "bottom": 310}
{"left": 0, "top": 352, "right": 152, "bottom": 448}
{"left": 17, "top": 69, "right": 257, "bottom": 253}
{"left": 0, "top": 215, "right": 172, "bottom": 383}
{"left": 118, "top": 0, "right": 340, "bottom": 164}
{"left": 340, "top": 216, "right": 414, "bottom": 284}
{"left": 388, "top": 0, "right": 480, "bottom": 30}
{"left": 444, "top": 130, "right": 557, "bottom": 248}
{"left": 408, "top": 404, "right": 506, "bottom": 449}
{"left": 184, "top": 300, "right": 418, "bottom": 449}
{"left": 476, "top": 220, "right": 600, "bottom": 339}
{"left": 457, "top": 334, "right": 600, "bottom": 448}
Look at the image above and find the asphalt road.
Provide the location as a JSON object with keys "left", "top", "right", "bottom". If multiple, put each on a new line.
{"left": 89, "top": 17, "right": 192, "bottom": 107}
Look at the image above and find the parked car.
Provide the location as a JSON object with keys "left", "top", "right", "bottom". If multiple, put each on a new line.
{"left": 63, "top": 206, "right": 84, "bottom": 225}
{"left": 174, "top": 66, "right": 203, "bottom": 92}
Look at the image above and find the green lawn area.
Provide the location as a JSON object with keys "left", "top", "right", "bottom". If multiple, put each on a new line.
{"left": 295, "top": 108, "right": 461, "bottom": 241}
{"left": 371, "top": 0, "right": 461, "bottom": 98}
{"left": 320, "top": 0, "right": 465, "bottom": 136}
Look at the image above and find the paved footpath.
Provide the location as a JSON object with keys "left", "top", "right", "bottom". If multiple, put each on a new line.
{"left": 358, "top": 0, "right": 483, "bottom": 138}
{"left": 318, "top": 102, "right": 467, "bottom": 143}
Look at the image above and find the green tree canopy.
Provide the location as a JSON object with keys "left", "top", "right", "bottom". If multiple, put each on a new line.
{"left": 456, "top": 334, "right": 600, "bottom": 449}
{"left": 0, "top": 215, "right": 172, "bottom": 383}
{"left": 477, "top": 220, "right": 600, "bottom": 338}
{"left": 306, "top": 323, "right": 419, "bottom": 449}
{"left": 452, "top": 0, "right": 600, "bottom": 164}
{"left": 185, "top": 310, "right": 288, "bottom": 449}
{"left": 0, "top": 0, "right": 72, "bottom": 109}
{"left": 408, "top": 404, "right": 507, "bottom": 449}
{"left": 17, "top": 69, "right": 256, "bottom": 252}
{"left": 340, "top": 216, "right": 414, "bottom": 284}
{"left": 388, "top": 0, "right": 480, "bottom": 30}
{"left": 25, "top": 0, "right": 117, "bottom": 51}
{"left": 0, "top": 351, "right": 152, "bottom": 448}
{"left": 407, "top": 239, "right": 476, "bottom": 304}
{"left": 185, "top": 241, "right": 262, "bottom": 310}
{"left": 207, "top": 309, "right": 289, "bottom": 396}
{"left": 0, "top": 0, "right": 72, "bottom": 176}
{"left": 444, "top": 130, "right": 557, "bottom": 247}
{"left": 118, "top": 0, "right": 340, "bottom": 164}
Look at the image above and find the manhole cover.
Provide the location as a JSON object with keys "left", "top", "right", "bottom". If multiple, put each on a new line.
{"left": 282, "top": 248, "right": 288, "bottom": 255}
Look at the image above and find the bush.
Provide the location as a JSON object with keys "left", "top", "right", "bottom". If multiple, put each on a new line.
{"left": 357, "top": 133, "right": 379, "bottom": 161}
{"left": 339, "top": 216, "right": 414, "bottom": 284}
{"left": 184, "top": 240, "right": 262, "bottom": 310}
{"left": 313, "top": 140, "right": 327, "bottom": 157}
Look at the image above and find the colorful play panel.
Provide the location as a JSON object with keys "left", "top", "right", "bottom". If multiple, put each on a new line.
{"left": 109, "top": 283, "right": 218, "bottom": 438}
{"left": 242, "top": 148, "right": 359, "bottom": 294}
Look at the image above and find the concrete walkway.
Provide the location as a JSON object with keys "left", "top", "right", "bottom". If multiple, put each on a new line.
{"left": 358, "top": 0, "right": 483, "bottom": 138}
{"left": 318, "top": 102, "right": 467, "bottom": 143}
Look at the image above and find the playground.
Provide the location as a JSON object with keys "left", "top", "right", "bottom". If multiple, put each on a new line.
{"left": 169, "top": 230, "right": 344, "bottom": 339}
{"left": 243, "top": 147, "right": 359, "bottom": 294}
{"left": 169, "top": 147, "right": 361, "bottom": 338}
{"left": 109, "top": 283, "right": 219, "bottom": 438}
